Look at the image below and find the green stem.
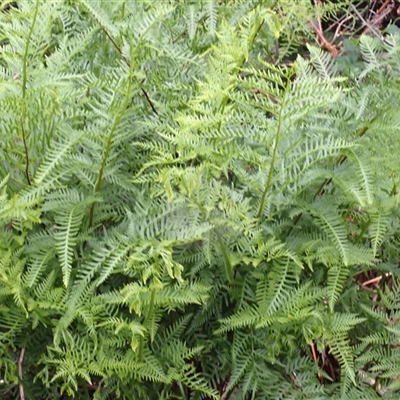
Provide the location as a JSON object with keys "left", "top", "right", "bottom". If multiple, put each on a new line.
{"left": 354, "top": 218, "right": 371, "bottom": 245}
{"left": 256, "top": 96, "right": 285, "bottom": 219}
{"left": 139, "top": 288, "right": 156, "bottom": 362}
{"left": 20, "top": 0, "right": 40, "bottom": 186}
{"left": 22, "top": 0, "right": 39, "bottom": 100}
{"left": 177, "top": 382, "right": 187, "bottom": 400}
{"left": 20, "top": 116, "right": 31, "bottom": 185}
{"left": 99, "top": 23, "right": 158, "bottom": 115}
{"left": 216, "top": 229, "right": 234, "bottom": 284}
{"left": 181, "top": 175, "right": 234, "bottom": 285}
{"left": 88, "top": 71, "right": 133, "bottom": 227}
{"left": 213, "top": 19, "right": 265, "bottom": 278}
{"left": 217, "top": 19, "right": 264, "bottom": 129}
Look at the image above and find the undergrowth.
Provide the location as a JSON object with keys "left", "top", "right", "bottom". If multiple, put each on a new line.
{"left": 1, "top": 1, "right": 400, "bottom": 399}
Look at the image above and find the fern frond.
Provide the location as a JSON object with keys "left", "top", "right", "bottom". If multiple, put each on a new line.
{"left": 327, "top": 265, "right": 349, "bottom": 312}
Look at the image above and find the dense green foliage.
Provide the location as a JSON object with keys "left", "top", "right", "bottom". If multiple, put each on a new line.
{"left": 1, "top": 0, "right": 400, "bottom": 398}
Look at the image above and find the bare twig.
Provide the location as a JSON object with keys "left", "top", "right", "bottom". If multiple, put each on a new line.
{"left": 351, "top": 4, "right": 383, "bottom": 38}
{"left": 140, "top": 87, "right": 158, "bottom": 116}
{"left": 377, "top": 0, "right": 392, "bottom": 15}
{"left": 310, "top": 342, "right": 324, "bottom": 382}
{"left": 333, "top": 16, "right": 352, "bottom": 42}
{"left": 310, "top": 20, "right": 339, "bottom": 56}
{"left": 363, "top": 1, "right": 395, "bottom": 34}
{"left": 18, "top": 348, "right": 25, "bottom": 400}
{"left": 362, "top": 273, "right": 391, "bottom": 287}
{"left": 310, "top": 341, "right": 318, "bottom": 363}
{"left": 310, "top": 0, "right": 339, "bottom": 57}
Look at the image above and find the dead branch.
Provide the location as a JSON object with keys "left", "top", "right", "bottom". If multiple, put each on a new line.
{"left": 18, "top": 348, "right": 25, "bottom": 400}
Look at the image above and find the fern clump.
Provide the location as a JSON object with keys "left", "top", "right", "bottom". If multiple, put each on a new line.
{"left": 1, "top": 1, "right": 400, "bottom": 399}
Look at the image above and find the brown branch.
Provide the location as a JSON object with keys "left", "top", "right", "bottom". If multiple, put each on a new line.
{"left": 362, "top": 273, "right": 391, "bottom": 287}
{"left": 333, "top": 16, "right": 352, "bottom": 42}
{"left": 310, "top": 341, "right": 318, "bottom": 363}
{"left": 327, "top": 12, "right": 351, "bottom": 33}
{"left": 310, "top": 341, "right": 324, "bottom": 382}
{"left": 377, "top": 0, "right": 392, "bottom": 15}
{"left": 101, "top": 28, "right": 129, "bottom": 65}
{"left": 350, "top": 4, "right": 382, "bottom": 38}
{"left": 309, "top": 19, "right": 339, "bottom": 57}
{"left": 140, "top": 87, "right": 158, "bottom": 116}
{"left": 362, "top": 1, "right": 395, "bottom": 36}
{"left": 250, "top": 88, "right": 277, "bottom": 103}
{"left": 18, "top": 348, "right": 25, "bottom": 400}
{"left": 310, "top": 0, "right": 339, "bottom": 57}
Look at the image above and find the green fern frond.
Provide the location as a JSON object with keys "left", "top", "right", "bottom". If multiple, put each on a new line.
{"left": 54, "top": 206, "right": 85, "bottom": 287}
{"left": 327, "top": 265, "right": 349, "bottom": 312}
{"left": 180, "top": 364, "right": 220, "bottom": 399}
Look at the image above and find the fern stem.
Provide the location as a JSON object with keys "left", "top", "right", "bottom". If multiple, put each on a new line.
{"left": 22, "top": 0, "right": 39, "bottom": 100}
{"left": 256, "top": 96, "right": 285, "bottom": 219}
{"left": 177, "top": 382, "right": 187, "bottom": 400}
{"left": 99, "top": 27, "right": 158, "bottom": 116}
{"left": 186, "top": 186, "right": 234, "bottom": 285}
{"left": 354, "top": 218, "right": 371, "bottom": 245}
{"left": 89, "top": 70, "right": 133, "bottom": 227}
{"left": 20, "top": 116, "right": 31, "bottom": 186}
{"left": 216, "top": 229, "right": 234, "bottom": 284}
{"left": 218, "top": 18, "right": 264, "bottom": 129}
{"left": 19, "top": 0, "right": 39, "bottom": 186}
{"left": 80, "top": 1, "right": 159, "bottom": 115}
{"left": 139, "top": 288, "right": 156, "bottom": 362}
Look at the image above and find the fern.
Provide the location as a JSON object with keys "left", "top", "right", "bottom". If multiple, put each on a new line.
{"left": 2, "top": 1, "right": 400, "bottom": 399}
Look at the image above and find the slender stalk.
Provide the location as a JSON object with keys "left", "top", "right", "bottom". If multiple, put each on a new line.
{"left": 22, "top": 0, "right": 39, "bottom": 100}
{"left": 187, "top": 189, "right": 234, "bottom": 285}
{"left": 89, "top": 73, "right": 133, "bottom": 226}
{"left": 214, "top": 18, "right": 265, "bottom": 278}
{"left": 139, "top": 288, "right": 156, "bottom": 362}
{"left": 20, "top": 0, "right": 40, "bottom": 185}
{"left": 216, "top": 230, "right": 234, "bottom": 284}
{"left": 354, "top": 218, "right": 371, "bottom": 245}
{"left": 100, "top": 27, "right": 158, "bottom": 116}
{"left": 218, "top": 18, "right": 265, "bottom": 128}
{"left": 177, "top": 382, "right": 187, "bottom": 400}
{"left": 18, "top": 347, "right": 26, "bottom": 400}
{"left": 256, "top": 94, "right": 285, "bottom": 219}
{"left": 20, "top": 116, "right": 31, "bottom": 185}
